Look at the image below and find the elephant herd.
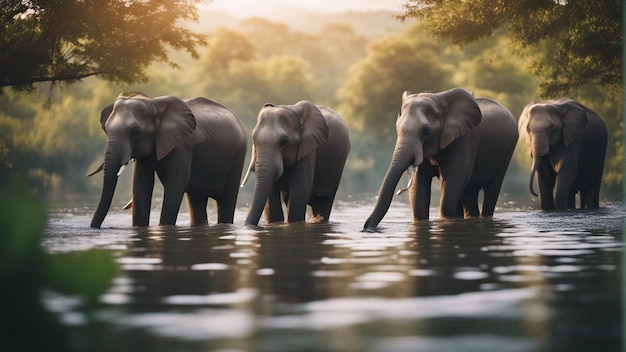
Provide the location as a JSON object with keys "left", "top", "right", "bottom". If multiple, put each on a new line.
{"left": 88, "top": 88, "right": 608, "bottom": 231}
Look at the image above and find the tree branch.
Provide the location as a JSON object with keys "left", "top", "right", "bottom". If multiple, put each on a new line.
{"left": 0, "top": 71, "right": 107, "bottom": 89}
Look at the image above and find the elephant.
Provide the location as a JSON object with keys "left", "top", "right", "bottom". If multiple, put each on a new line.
{"left": 364, "top": 88, "right": 518, "bottom": 231}
{"left": 88, "top": 92, "right": 247, "bottom": 228}
{"left": 518, "top": 98, "right": 607, "bottom": 210}
{"left": 242, "top": 101, "right": 351, "bottom": 226}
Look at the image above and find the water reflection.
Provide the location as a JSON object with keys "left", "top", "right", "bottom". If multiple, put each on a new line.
{"left": 41, "top": 202, "right": 623, "bottom": 352}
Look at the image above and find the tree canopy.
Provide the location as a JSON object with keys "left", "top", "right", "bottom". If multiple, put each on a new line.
{"left": 0, "top": 0, "right": 207, "bottom": 92}
{"left": 400, "top": 0, "right": 622, "bottom": 96}
{"left": 338, "top": 25, "right": 452, "bottom": 142}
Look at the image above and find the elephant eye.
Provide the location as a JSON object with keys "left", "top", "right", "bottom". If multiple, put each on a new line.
{"left": 423, "top": 127, "right": 431, "bottom": 137}
{"left": 131, "top": 127, "right": 141, "bottom": 139}
{"left": 279, "top": 136, "right": 289, "bottom": 147}
{"left": 526, "top": 124, "right": 531, "bottom": 133}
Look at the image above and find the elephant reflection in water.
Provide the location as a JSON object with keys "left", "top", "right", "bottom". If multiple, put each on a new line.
{"left": 518, "top": 99, "right": 607, "bottom": 210}
{"left": 89, "top": 92, "right": 247, "bottom": 228}
{"left": 242, "top": 101, "right": 351, "bottom": 226}
{"left": 364, "top": 88, "right": 518, "bottom": 231}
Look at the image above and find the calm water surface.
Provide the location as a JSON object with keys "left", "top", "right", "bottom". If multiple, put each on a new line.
{"left": 43, "top": 197, "right": 624, "bottom": 352}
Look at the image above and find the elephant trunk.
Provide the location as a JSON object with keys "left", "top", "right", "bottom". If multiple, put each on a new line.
{"left": 528, "top": 158, "right": 540, "bottom": 197}
{"left": 528, "top": 141, "right": 548, "bottom": 198}
{"left": 91, "top": 143, "right": 129, "bottom": 228}
{"left": 363, "top": 140, "right": 415, "bottom": 231}
{"left": 244, "top": 154, "right": 281, "bottom": 226}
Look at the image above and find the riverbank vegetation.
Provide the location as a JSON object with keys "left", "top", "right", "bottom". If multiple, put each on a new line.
{"left": 0, "top": 2, "right": 621, "bottom": 200}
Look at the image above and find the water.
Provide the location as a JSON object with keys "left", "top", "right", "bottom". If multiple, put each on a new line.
{"left": 42, "top": 196, "right": 623, "bottom": 352}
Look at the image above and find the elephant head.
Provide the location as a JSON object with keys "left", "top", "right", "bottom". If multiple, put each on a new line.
{"left": 89, "top": 92, "right": 197, "bottom": 228}
{"left": 364, "top": 88, "right": 482, "bottom": 230}
{"left": 518, "top": 99, "right": 587, "bottom": 196}
{"left": 242, "top": 100, "right": 330, "bottom": 226}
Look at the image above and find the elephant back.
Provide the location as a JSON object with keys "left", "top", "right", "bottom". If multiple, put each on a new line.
{"left": 577, "top": 103, "right": 608, "bottom": 148}
{"left": 318, "top": 106, "right": 351, "bottom": 152}
{"left": 313, "top": 106, "right": 351, "bottom": 195}
{"left": 471, "top": 98, "right": 518, "bottom": 181}
{"left": 185, "top": 97, "right": 247, "bottom": 150}
{"left": 475, "top": 98, "right": 518, "bottom": 142}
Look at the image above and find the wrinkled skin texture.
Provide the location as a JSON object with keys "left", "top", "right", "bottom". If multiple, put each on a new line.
{"left": 243, "top": 101, "right": 351, "bottom": 226}
{"left": 364, "top": 88, "right": 518, "bottom": 231}
{"left": 90, "top": 93, "right": 247, "bottom": 228}
{"left": 518, "top": 99, "right": 607, "bottom": 210}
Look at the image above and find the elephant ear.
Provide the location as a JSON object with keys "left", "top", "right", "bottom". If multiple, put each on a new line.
{"left": 559, "top": 100, "right": 588, "bottom": 147}
{"left": 518, "top": 102, "right": 534, "bottom": 147}
{"left": 437, "top": 88, "right": 482, "bottom": 149}
{"left": 293, "top": 100, "right": 330, "bottom": 161}
{"left": 152, "top": 96, "right": 197, "bottom": 161}
{"left": 402, "top": 91, "right": 416, "bottom": 103}
{"left": 99, "top": 104, "right": 114, "bottom": 132}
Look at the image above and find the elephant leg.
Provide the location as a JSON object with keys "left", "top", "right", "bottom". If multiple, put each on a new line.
{"left": 216, "top": 197, "right": 236, "bottom": 224}
{"left": 438, "top": 135, "right": 477, "bottom": 219}
{"left": 461, "top": 185, "right": 480, "bottom": 218}
{"left": 215, "top": 168, "right": 241, "bottom": 224}
{"left": 554, "top": 174, "right": 575, "bottom": 210}
{"left": 567, "top": 189, "right": 577, "bottom": 209}
{"left": 579, "top": 189, "right": 588, "bottom": 209}
{"left": 455, "top": 202, "right": 465, "bottom": 218}
{"left": 411, "top": 163, "right": 435, "bottom": 220}
{"left": 536, "top": 166, "right": 556, "bottom": 210}
{"left": 283, "top": 155, "right": 315, "bottom": 222}
{"left": 132, "top": 161, "right": 155, "bottom": 227}
{"left": 308, "top": 195, "right": 334, "bottom": 223}
{"left": 553, "top": 153, "right": 579, "bottom": 210}
{"left": 591, "top": 183, "right": 601, "bottom": 208}
{"left": 187, "top": 194, "right": 208, "bottom": 225}
{"left": 264, "top": 182, "right": 284, "bottom": 223}
{"left": 439, "top": 161, "right": 473, "bottom": 219}
{"left": 156, "top": 148, "right": 191, "bottom": 225}
{"left": 481, "top": 164, "right": 508, "bottom": 217}
{"left": 440, "top": 176, "right": 468, "bottom": 218}
{"left": 160, "top": 185, "right": 186, "bottom": 225}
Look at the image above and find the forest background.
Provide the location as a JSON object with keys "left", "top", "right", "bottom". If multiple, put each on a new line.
{"left": 0, "top": 5, "right": 622, "bottom": 206}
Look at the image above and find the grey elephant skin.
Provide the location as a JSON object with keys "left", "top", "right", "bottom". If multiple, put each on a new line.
{"left": 518, "top": 99, "right": 607, "bottom": 210}
{"left": 242, "top": 101, "right": 351, "bottom": 226}
{"left": 364, "top": 88, "right": 518, "bottom": 231}
{"left": 89, "top": 93, "right": 247, "bottom": 228}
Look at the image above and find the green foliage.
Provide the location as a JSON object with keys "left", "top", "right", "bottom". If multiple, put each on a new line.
{"left": 337, "top": 24, "right": 452, "bottom": 142}
{"left": 45, "top": 250, "right": 120, "bottom": 303}
{"left": 450, "top": 35, "right": 537, "bottom": 117}
{"left": 400, "top": 0, "right": 622, "bottom": 96}
{"left": 0, "top": 9, "right": 621, "bottom": 194}
{"left": 0, "top": 0, "right": 207, "bottom": 92}
{"left": 0, "top": 81, "right": 110, "bottom": 191}
{"left": 0, "top": 178, "right": 119, "bottom": 351}
{"left": 192, "top": 28, "right": 317, "bottom": 126}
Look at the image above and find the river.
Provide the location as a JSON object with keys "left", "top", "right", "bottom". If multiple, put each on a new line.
{"left": 41, "top": 195, "right": 623, "bottom": 352}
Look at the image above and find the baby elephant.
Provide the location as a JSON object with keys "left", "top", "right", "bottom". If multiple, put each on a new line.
{"left": 518, "top": 98, "right": 607, "bottom": 210}
{"left": 242, "top": 101, "right": 351, "bottom": 226}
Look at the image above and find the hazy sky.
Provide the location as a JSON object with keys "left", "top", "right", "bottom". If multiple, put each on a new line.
{"left": 208, "top": 0, "right": 406, "bottom": 17}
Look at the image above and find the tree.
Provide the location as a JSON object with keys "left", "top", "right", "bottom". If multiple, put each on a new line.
{"left": 337, "top": 24, "right": 452, "bottom": 142}
{"left": 400, "top": 0, "right": 622, "bottom": 96}
{"left": 193, "top": 28, "right": 317, "bottom": 126}
{"left": 0, "top": 0, "right": 207, "bottom": 92}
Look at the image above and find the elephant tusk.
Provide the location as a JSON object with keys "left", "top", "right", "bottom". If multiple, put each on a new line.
{"left": 116, "top": 159, "right": 134, "bottom": 177}
{"left": 123, "top": 199, "right": 133, "bottom": 210}
{"left": 117, "top": 163, "right": 127, "bottom": 177}
{"left": 396, "top": 165, "right": 416, "bottom": 196}
{"left": 86, "top": 162, "right": 104, "bottom": 177}
{"left": 240, "top": 166, "right": 253, "bottom": 187}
